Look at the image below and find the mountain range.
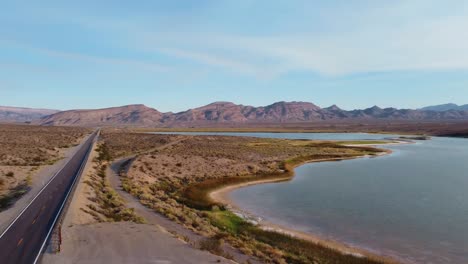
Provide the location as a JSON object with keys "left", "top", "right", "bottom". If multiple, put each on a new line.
{"left": 0, "top": 106, "right": 59, "bottom": 123}
{"left": 420, "top": 103, "right": 468, "bottom": 112}
{"left": 2, "top": 102, "right": 468, "bottom": 127}
{"left": 33, "top": 101, "right": 468, "bottom": 127}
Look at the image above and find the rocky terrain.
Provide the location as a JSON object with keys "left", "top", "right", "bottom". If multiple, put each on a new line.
{"left": 34, "top": 101, "right": 468, "bottom": 127}
{"left": 39, "top": 104, "right": 164, "bottom": 127}
{"left": 0, "top": 106, "right": 58, "bottom": 123}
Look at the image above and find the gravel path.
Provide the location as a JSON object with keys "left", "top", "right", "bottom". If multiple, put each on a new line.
{"left": 42, "top": 138, "right": 233, "bottom": 264}
{"left": 106, "top": 140, "right": 260, "bottom": 264}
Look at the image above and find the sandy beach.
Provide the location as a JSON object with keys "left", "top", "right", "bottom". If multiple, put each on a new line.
{"left": 209, "top": 144, "right": 405, "bottom": 264}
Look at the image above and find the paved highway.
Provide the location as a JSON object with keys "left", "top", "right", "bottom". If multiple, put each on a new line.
{"left": 0, "top": 131, "right": 97, "bottom": 264}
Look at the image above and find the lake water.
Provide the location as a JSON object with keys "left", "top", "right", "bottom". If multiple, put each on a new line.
{"left": 153, "top": 131, "right": 401, "bottom": 141}
{"left": 154, "top": 132, "right": 468, "bottom": 263}
{"left": 230, "top": 135, "right": 468, "bottom": 264}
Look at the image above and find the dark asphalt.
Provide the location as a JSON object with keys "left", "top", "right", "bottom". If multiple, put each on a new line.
{"left": 0, "top": 131, "right": 97, "bottom": 264}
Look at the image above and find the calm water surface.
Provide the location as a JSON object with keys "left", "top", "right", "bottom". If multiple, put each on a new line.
{"left": 153, "top": 131, "right": 401, "bottom": 140}
{"left": 228, "top": 135, "right": 468, "bottom": 264}
{"left": 155, "top": 132, "right": 468, "bottom": 263}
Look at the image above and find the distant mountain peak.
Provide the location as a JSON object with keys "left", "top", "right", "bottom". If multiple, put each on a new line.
{"left": 3, "top": 100, "right": 465, "bottom": 127}
{"left": 202, "top": 101, "right": 237, "bottom": 107}
{"left": 38, "top": 104, "right": 162, "bottom": 127}
{"left": 268, "top": 101, "right": 321, "bottom": 110}
{"left": 420, "top": 103, "right": 464, "bottom": 112}
{"left": 0, "top": 106, "right": 59, "bottom": 123}
{"left": 115, "top": 104, "right": 151, "bottom": 109}
{"left": 0, "top": 106, "right": 60, "bottom": 112}
{"left": 270, "top": 101, "right": 316, "bottom": 105}
{"left": 325, "top": 104, "right": 342, "bottom": 111}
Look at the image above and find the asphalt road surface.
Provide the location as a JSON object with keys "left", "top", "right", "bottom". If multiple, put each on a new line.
{"left": 0, "top": 131, "right": 97, "bottom": 264}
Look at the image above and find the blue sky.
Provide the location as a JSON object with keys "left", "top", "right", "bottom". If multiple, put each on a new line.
{"left": 1, "top": 0, "right": 468, "bottom": 112}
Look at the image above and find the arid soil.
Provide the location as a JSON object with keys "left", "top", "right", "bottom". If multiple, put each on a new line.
{"left": 0, "top": 124, "right": 89, "bottom": 211}
{"left": 126, "top": 135, "right": 379, "bottom": 181}
{"left": 42, "top": 222, "right": 233, "bottom": 264}
{"left": 43, "top": 136, "right": 232, "bottom": 264}
{"left": 101, "top": 131, "right": 391, "bottom": 264}
{"left": 100, "top": 129, "right": 184, "bottom": 159}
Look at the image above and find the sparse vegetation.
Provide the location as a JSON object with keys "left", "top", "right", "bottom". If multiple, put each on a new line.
{"left": 206, "top": 210, "right": 389, "bottom": 264}
{"left": 99, "top": 130, "right": 182, "bottom": 159}
{"left": 199, "top": 236, "right": 224, "bottom": 255}
{"left": 103, "top": 132, "right": 393, "bottom": 263}
{"left": 0, "top": 124, "right": 89, "bottom": 166}
{"left": 82, "top": 142, "right": 144, "bottom": 223}
{"left": 0, "top": 183, "right": 30, "bottom": 210}
{"left": 0, "top": 124, "right": 90, "bottom": 211}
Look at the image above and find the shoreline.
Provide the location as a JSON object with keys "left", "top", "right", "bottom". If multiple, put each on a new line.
{"left": 209, "top": 144, "right": 404, "bottom": 264}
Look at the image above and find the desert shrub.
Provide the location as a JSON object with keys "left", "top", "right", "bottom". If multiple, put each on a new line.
{"left": 199, "top": 237, "right": 224, "bottom": 255}
{"left": 6, "top": 171, "right": 14, "bottom": 177}
{"left": 33, "top": 156, "right": 44, "bottom": 162}
{"left": 0, "top": 183, "right": 29, "bottom": 211}
{"left": 96, "top": 144, "right": 111, "bottom": 162}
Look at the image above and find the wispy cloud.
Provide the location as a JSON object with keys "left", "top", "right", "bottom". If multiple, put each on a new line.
{"left": 0, "top": 62, "right": 55, "bottom": 73}
{"left": 37, "top": 47, "right": 171, "bottom": 73}
{"left": 157, "top": 47, "right": 257, "bottom": 74}
{"left": 0, "top": 38, "right": 171, "bottom": 73}
{"left": 9, "top": 1, "right": 468, "bottom": 78}
{"left": 118, "top": 10, "right": 468, "bottom": 77}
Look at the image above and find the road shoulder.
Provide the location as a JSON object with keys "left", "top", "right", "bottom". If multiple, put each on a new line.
{"left": 0, "top": 134, "right": 92, "bottom": 233}
{"left": 42, "top": 140, "right": 232, "bottom": 264}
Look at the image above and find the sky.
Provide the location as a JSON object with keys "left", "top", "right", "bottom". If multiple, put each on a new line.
{"left": 1, "top": 0, "right": 468, "bottom": 112}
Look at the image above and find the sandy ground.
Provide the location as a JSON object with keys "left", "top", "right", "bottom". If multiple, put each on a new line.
{"left": 42, "top": 222, "right": 231, "bottom": 264}
{"left": 0, "top": 134, "right": 92, "bottom": 233}
{"left": 209, "top": 144, "right": 402, "bottom": 264}
{"left": 107, "top": 158, "right": 257, "bottom": 264}
{"left": 102, "top": 137, "right": 259, "bottom": 263}
{"left": 62, "top": 142, "right": 100, "bottom": 226}
{"left": 42, "top": 141, "right": 235, "bottom": 264}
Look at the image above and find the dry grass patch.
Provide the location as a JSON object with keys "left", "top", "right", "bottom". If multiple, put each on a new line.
{"left": 0, "top": 124, "right": 90, "bottom": 211}
{"left": 81, "top": 143, "right": 144, "bottom": 223}
{"left": 102, "top": 132, "right": 391, "bottom": 263}
{"left": 99, "top": 130, "right": 183, "bottom": 159}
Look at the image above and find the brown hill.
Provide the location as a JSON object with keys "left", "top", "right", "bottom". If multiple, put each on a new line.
{"left": 36, "top": 101, "right": 468, "bottom": 127}
{"left": 169, "top": 102, "right": 250, "bottom": 123}
{"left": 167, "top": 101, "right": 325, "bottom": 125}
{"left": 245, "top": 101, "right": 323, "bottom": 121}
{"left": 0, "top": 106, "right": 59, "bottom": 123}
{"left": 39, "top": 104, "right": 164, "bottom": 127}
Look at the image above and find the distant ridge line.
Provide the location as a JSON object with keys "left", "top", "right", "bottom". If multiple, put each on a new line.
{"left": 31, "top": 101, "right": 468, "bottom": 127}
